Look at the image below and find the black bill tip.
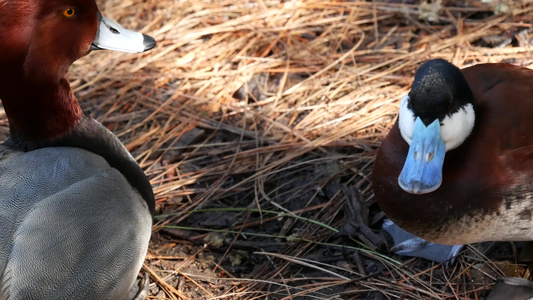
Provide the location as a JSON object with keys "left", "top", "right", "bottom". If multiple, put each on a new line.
{"left": 143, "top": 34, "right": 156, "bottom": 52}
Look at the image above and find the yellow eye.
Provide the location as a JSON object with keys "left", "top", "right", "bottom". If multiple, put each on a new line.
{"left": 63, "top": 8, "right": 76, "bottom": 18}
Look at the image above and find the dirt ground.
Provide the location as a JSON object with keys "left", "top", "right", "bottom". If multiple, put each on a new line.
{"left": 4, "top": 0, "right": 533, "bottom": 299}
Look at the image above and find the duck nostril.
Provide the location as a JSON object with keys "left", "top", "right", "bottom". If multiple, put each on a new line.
{"left": 426, "top": 152, "right": 434, "bottom": 162}
{"left": 109, "top": 26, "right": 119, "bottom": 34}
{"left": 414, "top": 151, "right": 419, "bottom": 160}
{"left": 102, "top": 18, "right": 120, "bottom": 35}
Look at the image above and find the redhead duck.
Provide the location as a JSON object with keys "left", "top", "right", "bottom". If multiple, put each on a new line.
{"left": 372, "top": 59, "right": 533, "bottom": 298}
{"left": 0, "top": 0, "right": 155, "bottom": 299}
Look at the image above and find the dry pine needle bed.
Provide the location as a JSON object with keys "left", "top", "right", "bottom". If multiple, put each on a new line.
{"left": 3, "top": 0, "right": 533, "bottom": 299}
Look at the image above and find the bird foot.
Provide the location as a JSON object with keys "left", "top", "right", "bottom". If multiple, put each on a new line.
{"left": 382, "top": 219, "right": 463, "bottom": 264}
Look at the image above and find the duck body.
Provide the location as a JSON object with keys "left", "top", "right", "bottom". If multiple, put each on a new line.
{"left": 373, "top": 60, "right": 533, "bottom": 245}
{"left": 0, "top": 0, "right": 156, "bottom": 298}
{"left": 0, "top": 143, "right": 151, "bottom": 299}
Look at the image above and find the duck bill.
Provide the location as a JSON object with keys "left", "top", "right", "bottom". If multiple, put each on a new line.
{"left": 398, "top": 118, "right": 446, "bottom": 194}
{"left": 90, "top": 13, "right": 156, "bottom": 53}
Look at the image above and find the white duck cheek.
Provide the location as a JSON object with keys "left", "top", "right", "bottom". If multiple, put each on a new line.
{"left": 440, "top": 103, "right": 475, "bottom": 151}
{"left": 398, "top": 95, "right": 415, "bottom": 145}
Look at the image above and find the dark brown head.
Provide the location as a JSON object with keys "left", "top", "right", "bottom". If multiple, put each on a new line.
{"left": 1, "top": 0, "right": 99, "bottom": 80}
{"left": 0, "top": 0, "right": 155, "bottom": 142}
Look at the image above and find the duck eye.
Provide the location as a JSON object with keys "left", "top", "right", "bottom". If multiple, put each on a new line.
{"left": 63, "top": 8, "right": 76, "bottom": 18}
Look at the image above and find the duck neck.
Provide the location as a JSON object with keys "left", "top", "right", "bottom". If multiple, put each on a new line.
{"left": 0, "top": 68, "right": 83, "bottom": 143}
{"left": 0, "top": 0, "right": 83, "bottom": 142}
